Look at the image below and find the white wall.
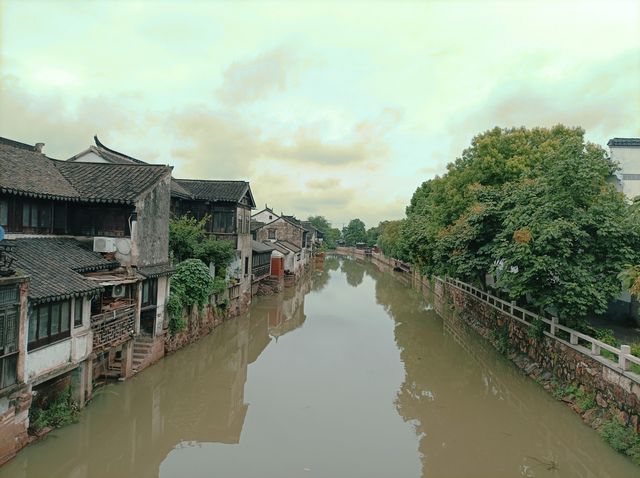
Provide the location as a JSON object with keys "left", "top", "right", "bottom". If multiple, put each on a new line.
{"left": 253, "top": 210, "right": 279, "bottom": 224}
{"left": 71, "top": 151, "right": 110, "bottom": 163}
{"left": 611, "top": 146, "right": 640, "bottom": 199}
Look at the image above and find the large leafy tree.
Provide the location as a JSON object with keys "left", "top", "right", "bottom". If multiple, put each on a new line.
{"left": 308, "top": 215, "right": 340, "bottom": 249}
{"left": 403, "top": 125, "right": 640, "bottom": 323}
{"left": 343, "top": 218, "right": 367, "bottom": 246}
{"left": 378, "top": 220, "right": 409, "bottom": 261}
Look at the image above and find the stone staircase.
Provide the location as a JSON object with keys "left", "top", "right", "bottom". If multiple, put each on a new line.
{"left": 132, "top": 335, "right": 155, "bottom": 373}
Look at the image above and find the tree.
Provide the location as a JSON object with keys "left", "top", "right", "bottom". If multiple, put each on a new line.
{"left": 365, "top": 226, "right": 379, "bottom": 247}
{"left": 378, "top": 220, "right": 409, "bottom": 261}
{"left": 342, "top": 219, "right": 367, "bottom": 246}
{"left": 402, "top": 125, "right": 640, "bottom": 323}
{"left": 169, "top": 215, "right": 236, "bottom": 277}
{"left": 308, "top": 215, "right": 339, "bottom": 249}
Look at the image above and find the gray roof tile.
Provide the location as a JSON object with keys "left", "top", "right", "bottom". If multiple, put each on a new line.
{"left": 7, "top": 238, "right": 118, "bottom": 302}
{"left": 173, "top": 179, "right": 256, "bottom": 206}
{"left": 608, "top": 138, "right": 640, "bottom": 147}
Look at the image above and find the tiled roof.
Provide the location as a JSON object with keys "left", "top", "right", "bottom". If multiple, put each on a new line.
{"left": 0, "top": 136, "right": 171, "bottom": 204}
{"left": 251, "top": 220, "right": 266, "bottom": 232}
{"left": 7, "top": 238, "right": 118, "bottom": 302}
{"left": 171, "top": 178, "right": 193, "bottom": 199}
{"left": 68, "top": 136, "right": 149, "bottom": 165}
{"left": 173, "top": 179, "right": 256, "bottom": 207}
{"left": 608, "top": 138, "right": 640, "bottom": 147}
{"left": 267, "top": 241, "right": 291, "bottom": 255}
{"left": 137, "top": 262, "right": 175, "bottom": 278}
{"left": 252, "top": 240, "right": 275, "bottom": 254}
{"left": 0, "top": 137, "right": 79, "bottom": 200}
{"left": 54, "top": 160, "right": 171, "bottom": 204}
{"left": 277, "top": 240, "right": 301, "bottom": 253}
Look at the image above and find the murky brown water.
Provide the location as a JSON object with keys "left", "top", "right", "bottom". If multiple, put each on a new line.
{"left": 2, "top": 256, "right": 638, "bottom": 478}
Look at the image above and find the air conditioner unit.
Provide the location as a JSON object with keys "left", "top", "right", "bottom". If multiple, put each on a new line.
{"left": 94, "top": 237, "right": 117, "bottom": 253}
{"left": 111, "top": 284, "right": 127, "bottom": 298}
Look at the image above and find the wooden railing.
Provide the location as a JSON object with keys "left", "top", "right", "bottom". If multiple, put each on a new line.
{"left": 442, "top": 276, "right": 640, "bottom": 380}
{"left": 91, "top": 301, "right": 136, "bottom": 350}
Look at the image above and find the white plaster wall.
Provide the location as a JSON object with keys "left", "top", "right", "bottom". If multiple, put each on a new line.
{"left": 253, "top": 210, "right": 279, "bottom": 224}
{"left": 155, "top": 276, "right": 168, "bottom": 336}
{"left": 611, "top": 146, "right": 640, "bottom": 199}
{"left": 72, "top": 151, "right": 110, "bottom": 163}
{"left": 71, "top": 331, "right": 92, "bottom": 362}
{"left": 26, "top": 340, "right": 72, "bottom": 382}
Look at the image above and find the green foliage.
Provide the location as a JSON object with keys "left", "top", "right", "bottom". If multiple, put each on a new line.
{"left": 167, "top": 293, "right": 187, "bottom": 334}
{"left": 365, "top": 226, "right": 379, "bottom": 248}
{"left": 342, "top": 218, "right": 367, "bottom": 246}
{"left": 551, "top": 383, "right": 596, "bottom": 411}
{"left": 166, "top": 259, "right": 215, "bottom": 335}
{"left": 599, "top": 419, "right": 640, "bottom": 464}
{"left": 308, "top": 215, "right": 341, "bottom": 249}
{"left": 29, "top": 387, "right": 79, "bottom": 431}
{"left": 527, "top": 318, "right": 547, "bottom": 342}
{"left": 196, "top": 239, "right": 235, "bottom": 278}
{"left": 377, "top": 220, "right": 409, "bottom": 261}
{"left": 490, "top": 324, "right": 509, "bottom": 354}
{"left": 169, "top": 215, "right": 206, "bottom": 263}
{"left": 169, "top": 215, "right": 235, "bottom": 276}
{"left": 401, "top": 125, "right": 640, "bottom": 323}
{"left": 619, "top": 265, "right": 640, "bottom": 298}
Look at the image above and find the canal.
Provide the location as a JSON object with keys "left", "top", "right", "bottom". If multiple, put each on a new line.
{"left": 1, "top": 256, "right": 637, "bottom": 477}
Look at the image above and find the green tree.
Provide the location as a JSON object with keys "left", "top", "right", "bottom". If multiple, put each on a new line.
{"left": 308, "top": 215, "right": 340, "bottom": 249}
{"left": 343, "top": 219, "right": 367, "bottom": 246}
{"left": 366, "top": 226, "right": 380, "bottom": 247}
{"left": 169, "top": 215, "right": 235, "bottom": 277}
{"left": 377, "top": 220, "right": 409, "bottom": 261}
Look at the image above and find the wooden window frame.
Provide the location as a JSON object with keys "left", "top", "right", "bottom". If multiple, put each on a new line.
{"left": 28, "top": 300, "right": 71, "bottom": 351}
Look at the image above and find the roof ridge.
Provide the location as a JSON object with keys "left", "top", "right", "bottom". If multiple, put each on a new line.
{"left": 0, "top": 136, "right": 38, "bottom": 151}
{"left": 52, "top": 157, "right": 170, "bottom": 168}
{"left": 175, "top": 178, "right": 248, "bottom": 183}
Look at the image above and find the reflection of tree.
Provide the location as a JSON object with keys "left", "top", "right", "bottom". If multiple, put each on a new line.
{"left": 311, "top": 257, "right": 339, "bottom": 292}
{"left": 341, "top": 258, "right": 366, "bottom": 287}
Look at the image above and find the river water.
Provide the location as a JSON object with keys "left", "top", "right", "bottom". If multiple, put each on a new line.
{"left": 2, "top": 256, "right": 638, "bottom": 478}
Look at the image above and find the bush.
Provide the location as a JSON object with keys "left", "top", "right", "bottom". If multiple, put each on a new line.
{"left": 527, "top": 318, "right": 547, "bottom": 341}
{"left": 167, "top": 259, "right": 219, "bottom": 335}
{"left": 491, "top": 324, "right": 510, "bottom": 355}
{"left": 599, "top": 419, "right": 640, "bottom": 464}
{"left": 29, "top": 387, "right": 79, "bottom": 431}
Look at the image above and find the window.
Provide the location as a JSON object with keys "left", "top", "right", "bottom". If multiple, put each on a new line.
{"left": 212, "top": 207, "right": 235, "bottom": 233}
{"left": 74, "top": 297, "right": 83, "bottom": 328}
{"left": 0, "top": 199, "right": 7, "bottom": 227}
{"left": 268, "top": 229, "right": 276, "bottom": 240}
{"left": 28, "top": 300, "right": 71, "bottom": 350}
{"left": 22, "top": 201, "right": 52, "bottom": 230}
{"left": 0, "top": 285, "right": 19, "bottom": 390}
{"left": 141, "top": 279, "right": 158, "bottom": 308}
{"left": 244, "top": 256, "right": 249, "bottom": 275}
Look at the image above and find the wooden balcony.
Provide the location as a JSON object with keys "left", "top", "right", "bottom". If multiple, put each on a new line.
{"left": 91, "top": 300, "right": 136, "bottom": 351}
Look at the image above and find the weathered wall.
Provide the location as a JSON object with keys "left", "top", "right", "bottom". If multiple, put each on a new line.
{"left": 256, "top": 218, "right": 303, "bottom": 248}
{"left": 164, "top": 302, "right": 227, "bottom": 354}
{"left": 0, "top": 385, "right": 31, "bottom": 465}
{"left": 134, "top": 172, "right": 171, "bottom": 267}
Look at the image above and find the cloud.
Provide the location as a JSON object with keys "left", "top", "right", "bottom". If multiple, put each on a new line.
{"left": 216, "top": 46, "right": 306, "bottom": 105}
{"left": 306, "top": 177, "right": 341, "bottom": 189}
{"left": 0, "top": 75, "right": 149, "bottom": 160}
{"left": 446, "top": 50, "right": 640, "bottom": 157}
{"left": 263, "top": 107, "right": 402, "bottom": 166}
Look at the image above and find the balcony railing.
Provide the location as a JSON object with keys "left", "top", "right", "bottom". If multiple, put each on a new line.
{"left": 91, "top": 300, "right": 136, "bottom": 350}
{"left": 252, "top": 263, "right": 271, "bottom": 281}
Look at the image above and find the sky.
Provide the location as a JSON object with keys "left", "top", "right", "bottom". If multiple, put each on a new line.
{"left": 0, "top": 0, "right": 639, "bottom": 228}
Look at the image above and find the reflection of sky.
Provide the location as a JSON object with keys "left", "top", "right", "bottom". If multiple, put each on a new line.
{"left": 1, "top": 1, "right": 638, "bottom": 227}
{"left": 161, "top": 265, "right": 418, "bottom": 477}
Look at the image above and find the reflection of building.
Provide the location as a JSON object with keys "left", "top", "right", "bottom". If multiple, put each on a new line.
{"left": 258, "top": 281, "right": 310, "bottom": 339}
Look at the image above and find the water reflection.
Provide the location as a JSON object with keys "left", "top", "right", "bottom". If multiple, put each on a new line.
{"left": 368, "top": 258, "right": 636, "bottom": 478}
{"left": 3, "top": 258, "right": 638, "bottom": 478}
{"left": 3, "top": 278, "right": 314, "bottom": 478}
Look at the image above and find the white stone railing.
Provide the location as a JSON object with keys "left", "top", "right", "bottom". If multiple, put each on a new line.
{"left": 441, "top": 276, "right": 640, "bottom": 381}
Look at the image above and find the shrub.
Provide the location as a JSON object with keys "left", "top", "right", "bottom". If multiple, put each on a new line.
{"left": 29, "top": 387, "right": 79, "bottom": 431}
{"left": 599, "top": 419, "right": 640, "bottom": 465}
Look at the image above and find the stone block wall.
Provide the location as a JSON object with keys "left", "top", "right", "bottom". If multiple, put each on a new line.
{"left": 0, "top": 385, "right": 31, "bottom": 465}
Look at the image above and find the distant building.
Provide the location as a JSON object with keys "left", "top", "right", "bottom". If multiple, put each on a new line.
{"left": 608, "top": 138, "right": 640, "bottom": 200}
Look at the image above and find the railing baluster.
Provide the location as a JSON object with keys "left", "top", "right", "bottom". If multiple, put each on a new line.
{"left": 619, "top": 345, "right": 631, "bottom": 371}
